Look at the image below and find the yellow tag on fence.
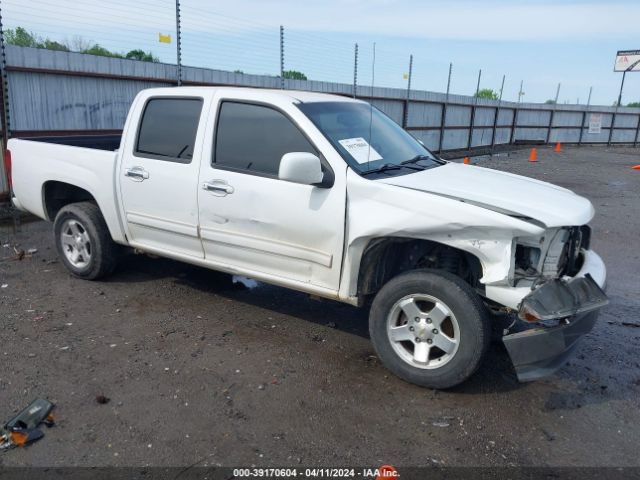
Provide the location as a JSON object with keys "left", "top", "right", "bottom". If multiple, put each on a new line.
{"left": 159, "top": 33, "right": 171, "bottom": 44}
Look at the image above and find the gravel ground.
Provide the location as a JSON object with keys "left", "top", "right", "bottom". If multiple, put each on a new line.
{"left": 0, "top": 145, "right": 639, "bottom": 468}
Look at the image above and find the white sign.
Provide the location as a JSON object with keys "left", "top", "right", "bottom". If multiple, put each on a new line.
{"left": 338, "top": 137, "right": 383, "bottom": 164}
{"left": 588, "top": 113, "right": 602, "bottom": 134}
{"left": 614, "top": 50, "right": 640, "bottom": 72}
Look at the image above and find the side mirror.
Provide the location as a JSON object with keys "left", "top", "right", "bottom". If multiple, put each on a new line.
{"left": 279, "top": 152, "right": 324, "bottom": 186}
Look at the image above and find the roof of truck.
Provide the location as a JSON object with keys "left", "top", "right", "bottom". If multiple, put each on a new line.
{"left": 141, "top": 86, "right": 364, "bottom": 104}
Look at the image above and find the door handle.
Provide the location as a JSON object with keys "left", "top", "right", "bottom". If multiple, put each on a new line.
{"left": 202, "top": 180, "right": 234, "bottom": 195}
{"left": 125, "top": 167, "right": 149, "bottom": 181}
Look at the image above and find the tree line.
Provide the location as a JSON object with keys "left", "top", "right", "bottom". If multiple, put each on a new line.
{"left": 4, "top": 26, "right": 159, "bottom": 62}
{"left": 4, "top": 26, "right": 311, "bottom": 79}
{"left": 475, "top": 87, "right": 639, "bottom": 107}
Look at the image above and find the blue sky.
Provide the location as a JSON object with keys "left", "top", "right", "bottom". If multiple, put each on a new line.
{"left": 3, "top": 0, "right": 639, "bottom": 105}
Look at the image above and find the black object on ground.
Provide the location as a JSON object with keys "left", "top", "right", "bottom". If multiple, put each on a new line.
{"left": 0, "top": 398, "right": 55, "bottom": 451}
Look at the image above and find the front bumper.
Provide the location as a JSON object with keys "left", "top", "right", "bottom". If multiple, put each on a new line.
{"left": 503, "top": 309, "right": 600, "bottom": 381}
{"left": 503, "top": 250, "right": 608, "bottom": 382}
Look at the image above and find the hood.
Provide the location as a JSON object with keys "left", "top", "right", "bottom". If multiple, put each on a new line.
{"left": 377, "top": 163, "right": 594, "bottom": 227}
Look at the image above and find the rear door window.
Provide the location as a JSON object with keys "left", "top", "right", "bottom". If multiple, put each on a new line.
{"left": 136, "top": 98, "right": 203, "bottom": 163}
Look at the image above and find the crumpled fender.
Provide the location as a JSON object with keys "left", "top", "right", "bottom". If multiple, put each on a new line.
{"left": 338, "top": 169, "right": 545, "bottom": 301}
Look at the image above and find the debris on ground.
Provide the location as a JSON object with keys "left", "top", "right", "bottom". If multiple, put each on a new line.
{"left": 232, "top": 275, "right": 259, "bottom": 289}
{"left": 95, "top": 395, "right": 110, "bottom": 405}
{"left": 431, "top": 417, "right": 455, "bottom": 428}
{"left": 542, "top": 428, "right": 557, "bottom": 441}
{"left": 1, "top": 245, "right": 38, "bottom": 262}
{"left": 0, "top": 398, "right": 55, "bottom": 451}
{"left": 621, "top": 321, "right": 640, "bottom": 328}
{"left": 363, "top": 354, "right": 378, "bottom": 365}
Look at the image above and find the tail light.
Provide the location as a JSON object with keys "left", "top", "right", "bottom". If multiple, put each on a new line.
{"left": 3, "top": 148, "right": 11, "bottom": 190}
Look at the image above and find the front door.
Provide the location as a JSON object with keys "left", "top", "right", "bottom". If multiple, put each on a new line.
{"left": 119, "top": 95, "right": 206, "bottom": 258}
{"left": 197, "top": 98, "right": 346, "bottom": 291}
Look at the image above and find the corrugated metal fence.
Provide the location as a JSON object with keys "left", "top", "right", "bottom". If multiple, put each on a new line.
{"left": 2, "top": 45, "right": 640, "bottom": 196}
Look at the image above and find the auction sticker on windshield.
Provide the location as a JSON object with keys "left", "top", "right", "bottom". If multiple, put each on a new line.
{"left": 338, "top": 137, "right": 383, "bottom": 164}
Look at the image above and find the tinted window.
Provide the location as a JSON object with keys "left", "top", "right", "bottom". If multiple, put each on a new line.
{"left": 215, "top": 102, "right": 316, "bottom": 176}
{"left": 136, "top": 98, "right": 203, "bottom": 163}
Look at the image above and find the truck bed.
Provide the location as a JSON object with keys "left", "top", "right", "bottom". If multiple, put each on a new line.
{"left": 8, "top": 137, "right": 126, "bottom": 243}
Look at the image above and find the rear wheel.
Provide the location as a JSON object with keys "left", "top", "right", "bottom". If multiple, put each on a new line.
{"left": 369, "top": 269, "right": 490, "bottom": 389}
{"left": 53, "top": 202, "right": 119, "bottom": 280}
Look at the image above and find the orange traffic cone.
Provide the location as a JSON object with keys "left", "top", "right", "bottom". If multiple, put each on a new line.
{"left": 632, "top": 165, "right": 640, "bottom": 170}
{"left": 554, "top": 142, "right": 561, "bottom": 153}
{"left": 463, "top": 156, "right": 470, "bottom": 165}
{"left": 529, "top": 148, "right": 537, "bottom": 162}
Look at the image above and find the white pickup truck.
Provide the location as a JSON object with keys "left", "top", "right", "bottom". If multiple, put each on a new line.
{"left": 6, "top": 87, "right": 608, "bottom": 388}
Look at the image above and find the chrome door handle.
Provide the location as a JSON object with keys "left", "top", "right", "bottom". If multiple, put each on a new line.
{"left": 202, "top": 181, "right": 234, "bottom": 195}
{"left": 125, "top": 167, "right": 149, "bottom": 181}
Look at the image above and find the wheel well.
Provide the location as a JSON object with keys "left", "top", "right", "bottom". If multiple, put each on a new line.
{"left": 357, "top": 237, "right": 484, "bottom": 300}
{"left": 43, "top": 181, "right": 97, "bottom": 220}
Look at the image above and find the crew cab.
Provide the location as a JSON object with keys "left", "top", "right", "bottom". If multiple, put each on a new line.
{"left": 6, "top": 87, "right": 608, "bottom": 388}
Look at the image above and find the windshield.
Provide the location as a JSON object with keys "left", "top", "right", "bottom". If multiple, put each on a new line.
{"left": 297, "top": 101, "right": 441, "bottom": 175}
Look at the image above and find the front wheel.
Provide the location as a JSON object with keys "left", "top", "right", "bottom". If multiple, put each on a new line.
{"left": 369, "top": 269, "right": 490, "bottom": 389}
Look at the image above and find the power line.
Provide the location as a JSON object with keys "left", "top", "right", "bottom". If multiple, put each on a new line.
{"left": 4, "top": 1, "right": 174, "bottom": 27}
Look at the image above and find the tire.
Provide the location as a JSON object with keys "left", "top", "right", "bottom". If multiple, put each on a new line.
{"left": 369, "top": 269, "right": 490, "bottom": 389}
{"left": 53, "top": 202, "right": 119, "bottom": 280}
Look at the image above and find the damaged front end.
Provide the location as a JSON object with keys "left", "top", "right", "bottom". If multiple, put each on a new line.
{"left": 503, "top": 245, "right": 608, "bottom": 381}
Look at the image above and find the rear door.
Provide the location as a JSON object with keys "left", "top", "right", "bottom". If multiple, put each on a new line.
{"left": 118, "top": 94, "right": 208, "bottom": 258}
